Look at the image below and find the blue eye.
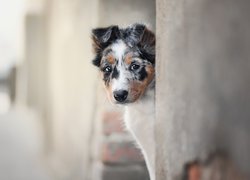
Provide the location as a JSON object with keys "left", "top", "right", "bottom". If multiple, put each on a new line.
{"left": 130, "top": 63, "right": 140, "bottom": 71}
{"left": 104, "top": 66, "right": 112, "bottom": 73}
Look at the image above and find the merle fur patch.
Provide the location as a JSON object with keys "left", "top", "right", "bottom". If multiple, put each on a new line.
{"left": 91, "top": 24, "right": 155, "bottom": 67}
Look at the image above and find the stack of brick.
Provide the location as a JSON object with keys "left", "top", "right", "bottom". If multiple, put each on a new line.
{"left": 101, "top": 111, "right": 149, "bottom": 180}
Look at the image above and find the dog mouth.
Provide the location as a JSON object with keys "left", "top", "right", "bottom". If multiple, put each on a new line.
{"left": 113, "top": 99, "right": 138, "bottom": 105}
{"left": 114, "top": 100, "right": 130, "bottom": 105}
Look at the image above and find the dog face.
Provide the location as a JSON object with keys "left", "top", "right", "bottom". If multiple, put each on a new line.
{"left": 92, "top": 24, "right": 155, "bottom": 104}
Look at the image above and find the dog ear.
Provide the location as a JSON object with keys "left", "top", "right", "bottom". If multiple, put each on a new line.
{"left": 139, "top": 27, "right": 155, "bottom": 49}
{"left": 124, "top": 23, "right": 155, "bottom": 48}
{"left": 92, "top": 26, "right": 119, "bottom": 53}
{"left": 123, "top": 24, "right": 145, "bottom": 46}
{"left": 126, "top": 24, "right": 155, "bottom": 64}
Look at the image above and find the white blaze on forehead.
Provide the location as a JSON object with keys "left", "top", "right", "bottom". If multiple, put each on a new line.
{"left": 111, "top": 40, "right": 127, "bottom": 60}
{"left": 111, "top": 40, "right": 129, "bottom": 92}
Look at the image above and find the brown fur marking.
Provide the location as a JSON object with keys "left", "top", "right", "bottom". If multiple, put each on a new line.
{"left": 129, "top": 64, "right": 155, "bottom": 101}
{"left": 106, "top": 54, "right": 116, "bottom": 64}
{"left": 124, "top": 53, "right": 133, "bottom": 65}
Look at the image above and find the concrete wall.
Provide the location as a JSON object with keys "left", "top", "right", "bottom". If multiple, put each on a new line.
{"left": 156, "top": 0, "right": 250, "bottom": 179}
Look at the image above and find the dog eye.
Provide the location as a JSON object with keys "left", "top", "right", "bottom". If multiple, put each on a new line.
{"left": 103, "top": 66, "right": 112, "bottom": 73}
{"left": 130, "top": 63, "right": 140, "bottom": 71}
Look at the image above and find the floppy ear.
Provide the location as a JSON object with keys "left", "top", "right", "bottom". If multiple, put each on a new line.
{"left": 125, "top": 24, "right": 155, "bottom": 64}
{"left": 92, "top": 26, "right": 119, "bottom": 53}
{"left": 123, "top": 23, "right": 146, "bottom": 46}
{"left": 139, "top": 27, "right": 155, "bottom": 49}
{"left": 139, "top": 27, "right": 155, "bottom": 65}
{"left": 124, "top": 23, "right": 155, "bottom": 48}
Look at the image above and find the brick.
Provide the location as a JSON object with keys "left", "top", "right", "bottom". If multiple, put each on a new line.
{"left": 184, "top": 161, "right": 201, "bottom": 180}
{"left": 182, "top": 154, "right": 249, "bottom": 180}
{"left": 102, "top": 165, "right": 149, "bottom": 180}
{"left": 101, "top": 135, "right": 145, "bottom": 164}
{"left": 103, "top": 111, "right": 125, "bottom": 135}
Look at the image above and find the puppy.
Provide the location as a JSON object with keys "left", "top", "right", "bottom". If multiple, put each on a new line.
{"left": 91, "top": 24, "right": 155, "bottom": 180}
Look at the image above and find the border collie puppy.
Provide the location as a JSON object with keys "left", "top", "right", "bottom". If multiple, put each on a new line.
{"left": 91, "top": 24, "right": 155, "bottom": 180}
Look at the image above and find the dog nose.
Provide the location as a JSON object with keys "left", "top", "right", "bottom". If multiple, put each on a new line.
{"left": 113, "top": 90, "right": 128, "bottom": 102}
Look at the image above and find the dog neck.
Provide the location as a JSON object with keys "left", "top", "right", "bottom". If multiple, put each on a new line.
{"left": 123, "top": 80, "right": 155, "bottom": 180}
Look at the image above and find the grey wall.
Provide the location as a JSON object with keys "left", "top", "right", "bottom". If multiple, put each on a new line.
{"left": 156, "top": 0, "right": 250, "bottom": 179}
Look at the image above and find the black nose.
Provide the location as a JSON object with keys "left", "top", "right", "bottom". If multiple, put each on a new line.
{"left": 113, "top": 90, "right": 128, "bottom": 102}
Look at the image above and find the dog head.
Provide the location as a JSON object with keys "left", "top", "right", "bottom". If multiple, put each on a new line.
{"left": 91, "top": 24, "right": 155, "bottom": 104}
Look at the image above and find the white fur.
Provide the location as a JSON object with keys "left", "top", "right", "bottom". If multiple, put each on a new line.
{"left": 124, "top": 88, "right": 155, "bottom": 180}
{"left": 111, "top": 67, "right": 128, "bottom": 92}
{"left": 111, "top": 40, "right": 130, "bottom": 92}
{"left": 110, "top": 40, "right": 155, "bottom": 179}
{"left": 111, "top": 40, "right": 127, "bottom": 60}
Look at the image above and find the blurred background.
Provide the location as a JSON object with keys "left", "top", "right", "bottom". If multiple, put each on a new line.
{"left": 0, "top": 0, "right": 155, "bottom": 179}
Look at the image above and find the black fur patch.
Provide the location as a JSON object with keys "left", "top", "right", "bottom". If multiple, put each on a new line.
{"left": 111, "top": 66, "right": 119, "bottom": 79}
{"left": 139, "top": 49, "right": 155, "bottom": 65}
{"left": 92, "top": 26, "right": 120, "bottom": 47}
{"left": 103, "top": 72, "right": 111, "bottom": 86}
{"left": 138, "top": 67, "right": 148, "bottom": 81}
{"left": 92, "top": 53, "right": 102, "bottom": 67}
